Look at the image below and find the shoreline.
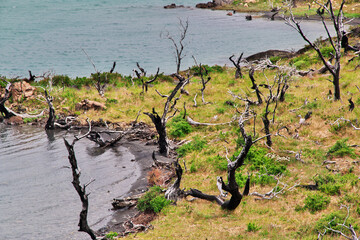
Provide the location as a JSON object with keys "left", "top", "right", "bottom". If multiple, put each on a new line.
{"left": 96, "top": 138, "right": 174, "bottom": 236}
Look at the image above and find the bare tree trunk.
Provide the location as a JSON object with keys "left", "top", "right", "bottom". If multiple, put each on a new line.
{"left": 64, "top": 138, "right": 97, "bottom": 240}
{"left": 186, "top": 111, "right": 253, "bottom": 210}
{"left": 229, "top": 53, "right": 244, "bottom": 79}
{"left": 249, "top": 68, "right": 263, "bottom": 104}
{"left": 262, "top": 97, "right": 272, "bottom": 147}
{"left": 144, "top": 74, "right": 190, "bottom": 156}
{"left": 44, "top": 90, "right": 55, "bottom": 130}
{"left": 144, "top": 108, "right": 169, "bottom": 156}
{"left": 165, "top": 161, "right": 184, "bottom": 201}
{"left": 0, "top": 83, "right": 15, "bottom": 119}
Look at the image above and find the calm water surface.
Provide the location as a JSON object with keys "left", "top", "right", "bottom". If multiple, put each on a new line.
{"left": 0, "top": 125, "right": 140, "bottom": 239}
{"left": 0, "top": 0, "right": 333, "bottom": 77}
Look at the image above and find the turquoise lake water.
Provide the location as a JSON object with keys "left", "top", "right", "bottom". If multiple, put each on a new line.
{"left": 1, "top": 0, "right": 332, "bottom": 78}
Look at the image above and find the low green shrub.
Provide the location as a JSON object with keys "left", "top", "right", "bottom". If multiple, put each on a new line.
{"left": 318, "top": 183, "right": 341, "bottom": 195}
{"left": 157, "top": 73, "right": 173, "bottom": 82}
{"left": 168, "top": 115, "right": 192, "bottom": 138}
{"left": 190, "top": 163, "right": 197, "bottom": 173}
{"left": 247, "top": 222, "right": 261, "bottom": 232}
{"left": 327, "top": 138, "right": 356, "bottom": 158}
{"left": 304, "top": 193, "right": 330, "bottom": 213}
{"left": 177, "top": 136, "right": 207, "bottom": 157}
{"left": 52, "top": 75, "right": 71, "bottom": 87}
{"left": 320, "top": 46, "right": 335, "bottom": 58}
{"left": 315, "top": 210, "right": 359, "bottom": 235}
{"left": 231, "top": 145, "right": 287, "bottom": 187}
{"left": 270, "top": 56, "right": 281, "bottom": 64}
{"left": 105, "top": 231, "right": 118, "bottom": 239}
{"left": 293, "top": 60, "right": 310, "bottom": 69}
{"left": 206, "top": 155, "right": 227, "bottom": 171}
{"left": 290, "top": 55, "right": 312, "bottom": 70}
{"left": 73, "top": 76, "right": 93, "bottom": 87}
{"left": 189, "top": 64, "right": 225, "bottom": 76}
{"left": 137, "top": 186, "right": 171, "bottom": 213}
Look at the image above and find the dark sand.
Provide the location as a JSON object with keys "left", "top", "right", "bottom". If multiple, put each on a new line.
{"left": 97, "top": 139, "right": 173, "bottom": 235}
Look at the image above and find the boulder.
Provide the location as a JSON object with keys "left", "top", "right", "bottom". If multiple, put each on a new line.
{"left": 245, "top": 15, "right": 252, "bottom": 20}
{"left": 75, "top": 99, "right": 107, "bottom": 111}
{"left": 11, "top": 81, "right": 36, "bottom": 102}
{"left": 214, "top": 0, "right": 233, "bottom": 5}
{"left": 164, "top": 3, "right": 184, "bottom": 9}
{"left": 196, "top": 2, "right": 217, "bottom": 8}
{"left": 196, "top": 0, "right": 233, "bottom": 8}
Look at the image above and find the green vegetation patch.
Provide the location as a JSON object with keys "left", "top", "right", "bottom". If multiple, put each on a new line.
{"left": 315, "top": 210, "right": 359, "bottom": 236}
{"left": 137, "top": 186, "right": 171, "bottom": 213}
{"left": 303, "top": 193, "right": 330, "bottom": 213}
{"left": 327, "top": 138, "right": 356, "bottom": 159}
{"left": 168, "top": 115, "right": 192, "bottom": 138}
{"left": 234, "top": 146, "right": 287, "bottom": 187}
{"left": 177, "top": 136, "right": 207, "bottom": 157}
{"left": 247, "top": 222, "right": 262, "bottom": 232}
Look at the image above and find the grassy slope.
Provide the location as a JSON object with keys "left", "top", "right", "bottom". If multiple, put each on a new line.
{"left": 8, "top": 32, "right": 360, "bottom": 240}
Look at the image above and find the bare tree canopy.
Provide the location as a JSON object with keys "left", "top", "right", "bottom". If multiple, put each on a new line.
{"left": 161, "top": 18, "right": 189, "bottom": 74}
{"left": 285, "top": 0, "right": 346, "bottom": 100}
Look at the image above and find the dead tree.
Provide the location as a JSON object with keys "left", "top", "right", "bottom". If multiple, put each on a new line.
{"left": 161, "top": 19, "right": 189, "bottom": 74}
{"left": 0, "top": 82, "right": 15, "bottom": 119}
{"left": 185, "top": 111, "right": 253, "bottom": 210}
{"left": 262, "top": 96, "right": 272, "bottom": 147}
{"left": 28, "top": 70, "right": 36, "bottom": 82}
{"left": 195, "top": 63, "right": 211, "bottom": 104}
{"left": 144, "top": 74, "right": 190, "bottom": 156}
{"left": 348, "top": 97, "right": 355, "bottom": 112}
{"left": 109, "top": 61, "right": 116, "bottom": 73}
{"left": 44, "top": 89, "right": 55, "bottom": 130}
{"left": 249, "top": 67, "right": 263, "bottom": 104}
{"left": 229, "top": 53, "right": 244, "bottom": 79}
{"left": 285, "top": 0, "right": 346, "bottom": 100}
{"left": 82, "top": 48, "right": 112, "bottom": 97}
{"left": 63, "top": 122, "right": 97, "bottom": 240}
{"left": 134, "top": 63, "right": 160, "bottom": 94}
{"left": 277, "top": 74, "right": 289, "bottom": 102}
{"left": 165, "top": 160, "right": 184, "bottom": 201}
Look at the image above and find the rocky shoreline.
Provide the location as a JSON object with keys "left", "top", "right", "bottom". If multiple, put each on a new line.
{"left": 163, "top": 0, "right": 360, "bottom": 26}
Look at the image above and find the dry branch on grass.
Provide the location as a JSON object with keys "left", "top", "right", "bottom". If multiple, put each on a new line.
{"left": 331, "top": 117, "right": 360, "bottom": 130}
{"left": 250, "top": 175, "right": 299, "bottom": 200}
{"left": 318, "top": 205, "right": 359, "bottom": 240}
